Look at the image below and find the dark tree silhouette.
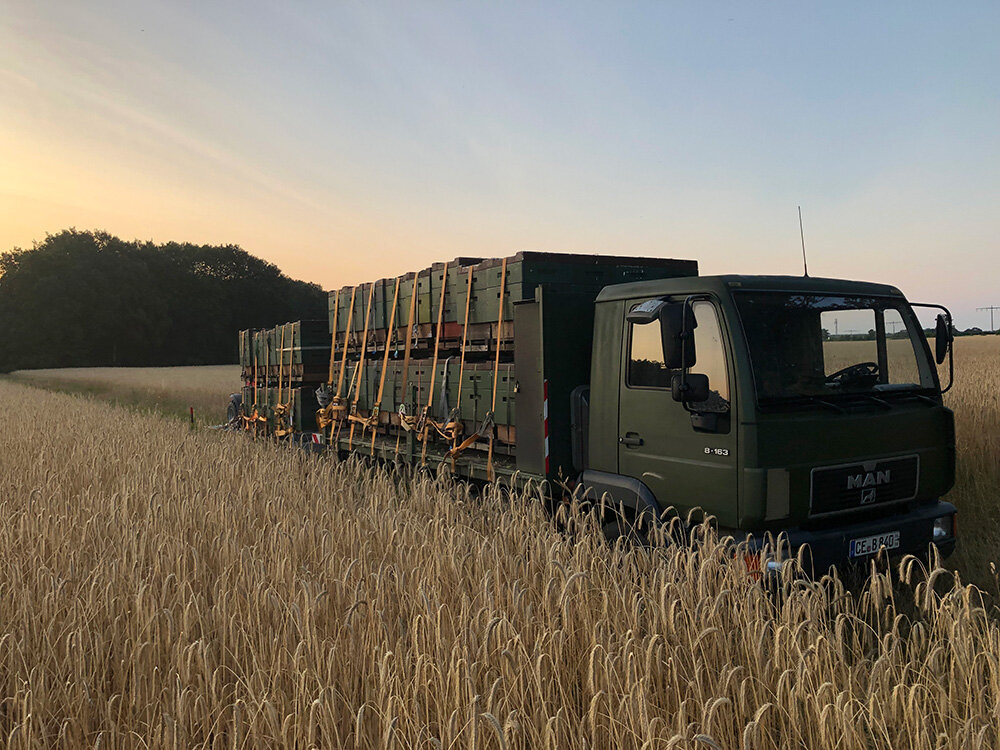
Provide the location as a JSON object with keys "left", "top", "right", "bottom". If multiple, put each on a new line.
{"left": 0, "top": 229, "right": 326, "bottom": 371}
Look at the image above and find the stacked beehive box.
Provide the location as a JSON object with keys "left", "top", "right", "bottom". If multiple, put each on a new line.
{"left": 239, "top": 321, "right": 330, "bottom": 433}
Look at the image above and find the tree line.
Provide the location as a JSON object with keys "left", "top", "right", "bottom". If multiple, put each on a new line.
{"left": 0, "top": 229, "right": 327, "bottom": 372}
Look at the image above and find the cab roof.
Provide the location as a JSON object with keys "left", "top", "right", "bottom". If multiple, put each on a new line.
{"left": 595, "top": 274, "right": 905, "bottom": 303}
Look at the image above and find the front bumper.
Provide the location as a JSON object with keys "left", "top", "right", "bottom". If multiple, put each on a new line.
{"left": 746, "top": 500, "right": 957, "bottom": 575}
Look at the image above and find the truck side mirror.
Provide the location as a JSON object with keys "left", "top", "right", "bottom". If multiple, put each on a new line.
{"left": 935, "top": 314, "right": 952, "bottom": 365}
{"left": 671, "top": 373, "right": 709, "bottom": 403}
{"left": 659, "top": 303, "right": 696, "bottom": 370}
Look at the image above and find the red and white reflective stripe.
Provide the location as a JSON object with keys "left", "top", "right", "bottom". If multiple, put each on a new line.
{"left": 543, "top": 379, "right": 550, "bottom": 474}
{"left": 311, "top": 432, "right": 323, "bottom": 444}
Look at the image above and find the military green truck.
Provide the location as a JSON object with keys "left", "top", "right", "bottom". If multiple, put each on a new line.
{"left": 236, "top": 252, "right": 957, "bottom": 572}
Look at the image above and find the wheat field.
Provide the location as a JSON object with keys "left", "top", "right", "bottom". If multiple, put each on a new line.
{"left": 8, "top": 365, "right": 241, "bottom": 424}
{"left": 1, "top": 338, "right": 999, "bottom": 747}
{"left": 937, "top": 336, "right": 1000, "bottom": 589}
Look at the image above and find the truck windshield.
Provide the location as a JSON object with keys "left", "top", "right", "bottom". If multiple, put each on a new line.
{"left": 733, "top": 292, "right": 936, "bottom": 404}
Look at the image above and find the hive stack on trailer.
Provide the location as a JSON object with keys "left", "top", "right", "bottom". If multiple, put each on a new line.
{"left": 239, "top": 321, "right": 330, "bottom": 435}
{"left": 313, "top": 252, "right": 697, "bottom": 483}
{"left": 238, "top": 252, "right": 696, "bottom": 482}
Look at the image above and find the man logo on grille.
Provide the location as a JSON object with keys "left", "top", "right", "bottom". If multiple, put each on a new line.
{"left": 847, "top": 469, "right": 891, "bottom": 490}
{"left": 861, "top": 488, "right": 877, "bottom": 504}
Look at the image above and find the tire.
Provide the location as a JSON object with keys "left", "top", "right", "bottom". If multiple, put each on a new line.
{"left": 601, "top": 508, "right": 651, "bottom": 547}
{"left": 226, "top": 394, "right": 243, "bottom": 425}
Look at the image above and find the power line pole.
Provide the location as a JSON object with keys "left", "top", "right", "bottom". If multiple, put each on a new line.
{"left": 978, "top": 306, "right": 1000, "bottom": 332}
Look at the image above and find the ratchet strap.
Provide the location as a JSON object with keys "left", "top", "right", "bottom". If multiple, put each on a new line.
{"left": 275, "top": 324, "right": 299, "bottom": 438}
{"left": 347, "top": 282, "right": 376, "bottom": 450}
{"left": 366, "top": 276, "right": 402, "bottom": 455}
{"left": 486, "top": 257, "right": 507, "bottom": 481}
{"left": 262, "top": 331, "right": 271, "bottom": 435}
{"left": 317, "top": 285, "right": 356, "bottom": 439}
{"left": 450, "top": 264, "right": 475, "bottom": 465}
{"left": 274, "top": 324, "right": 289, "bottom": 437}
{"left": 277, "top": 324, "right": 285, "bottom": 407}
{"left": 420, "top": 262, "right": 450, "bottom": 466}
{"left": 446, "top": 411, "right": 495, "bottom": 460}
{"left": 397, "top": 406, "right": 463, "bottom": 440}
{"left": 394, "top": 270, "right": 421, "bottom": 456}
{"left": 327, "top": 292, "right": 339, "bottom": 385}
{"left": 253, "top": 331, "right": 259, "bottom": 417}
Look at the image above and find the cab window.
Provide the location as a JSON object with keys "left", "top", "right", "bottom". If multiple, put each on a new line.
{"left": 626, "top": 300, "right": 731, "bottom": 413}
{"left": 691, "top": 301, "right": 730, "bottom": 412}
{"left": 627, "top": 317, "right": 671, "bottom": 388}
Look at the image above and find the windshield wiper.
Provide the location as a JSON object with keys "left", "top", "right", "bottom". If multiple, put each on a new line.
{"left": 881, "top": 391, "right": 938, "bottom": 407}
{"left": 805, "top": 396, "right": 847, "bottom": 414}
{"left": 853, "top": 394, "right": 892, "bottom": 410}
{"left": 760, "top": 395, "right": 845, "bottom": 413}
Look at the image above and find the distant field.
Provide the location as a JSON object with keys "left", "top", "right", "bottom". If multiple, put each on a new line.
{"left": 7, "top": 365, "right": 241, "bottom": 424}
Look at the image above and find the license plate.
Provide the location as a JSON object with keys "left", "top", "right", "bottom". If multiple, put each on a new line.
{"left": 849, "top": 531, "right": 900, "bottom": 558}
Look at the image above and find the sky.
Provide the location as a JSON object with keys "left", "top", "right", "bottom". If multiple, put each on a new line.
{"left": 2, "top": 1, "right": 998, "bottom": 328}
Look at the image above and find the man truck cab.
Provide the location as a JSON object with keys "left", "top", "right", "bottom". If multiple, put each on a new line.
{"left": 580, "top": 275, "right": 957, "bottom": 572}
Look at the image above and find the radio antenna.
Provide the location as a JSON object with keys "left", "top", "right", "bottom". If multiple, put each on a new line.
{"left": 798, "top": 205, "right": 809, "bottom": 277}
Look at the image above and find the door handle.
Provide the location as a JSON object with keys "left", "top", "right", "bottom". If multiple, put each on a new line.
{"left": 619, "top": 432, "right": 644, "bottom": 448}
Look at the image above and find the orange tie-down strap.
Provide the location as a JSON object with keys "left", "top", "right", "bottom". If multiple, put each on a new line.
{"left": 343, "top": 404, "right": 470, "bottom": 455}
{"left": 242, "top": 409, "right": 268, "bottom": 431}
{"left": 273, "top": 402, "right": 294, "bottom": 438}
{"left": 396, "top": 404, "right": 423, "bottom": 434}
{"left": 345, "top": 406, "right": 462, "bottom": 444}
{"left": 445, "top": 411, "right": 496, "bottom": 461}
{"left": 396, "top": 405, "right": 464, "bottom": 441}
{"left": 347, "top": 405, "right": 380, "bottom": 431}
{"left": 423, "top": 413, "right": 463, "bottom": 442}
{"left": 315, "top": 399, "right": 349, "bottom": 431}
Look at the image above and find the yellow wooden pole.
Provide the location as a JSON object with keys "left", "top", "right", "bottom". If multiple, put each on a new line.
{"left": 372, "top": 277, "right": 402, "bottom": 456}
{"left": 421, "top": 262, "right": 450, "bottom": 466}
{"left": 487, "top": 258, "right": 507, "bottom": 482}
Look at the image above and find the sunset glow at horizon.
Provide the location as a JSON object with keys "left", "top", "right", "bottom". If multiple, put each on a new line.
{"left": 2, "top": 1, "right": 997, "bottom": 326}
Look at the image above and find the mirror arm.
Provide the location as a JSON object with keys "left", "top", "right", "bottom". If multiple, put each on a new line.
{"left": 678, "top": 297, "right": 691, "bottom": 411}
{"left": 677, "top": 294, "right": 706, "bottom": 411}
{"left": 944, "top": 322, "right": 954, "bottom": 394}
{"left": 911, "top": 302, "right": 955, "bottom": 394}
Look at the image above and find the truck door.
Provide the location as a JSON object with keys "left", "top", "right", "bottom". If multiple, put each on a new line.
{"left": 617, "top": 298, "right": 739, "bottom": 526}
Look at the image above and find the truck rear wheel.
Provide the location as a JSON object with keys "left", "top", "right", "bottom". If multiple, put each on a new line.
{"left": 601, "top": 508, "right": 652, "bottom": 547}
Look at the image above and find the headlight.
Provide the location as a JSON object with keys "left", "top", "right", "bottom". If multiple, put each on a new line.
{"left": 933, "top": 515, "right": 953, "bottom": 542}
{"left": 766, "top": 559, "right": 792, "bottom": 575}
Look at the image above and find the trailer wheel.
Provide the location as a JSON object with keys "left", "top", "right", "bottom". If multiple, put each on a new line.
{"left": 226, "top": 393, "right": 243, "bottom": 426}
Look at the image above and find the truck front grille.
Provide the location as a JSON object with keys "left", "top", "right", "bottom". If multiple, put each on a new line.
{"left": 810, "top": 455, "right": 919, "bottom": 516}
